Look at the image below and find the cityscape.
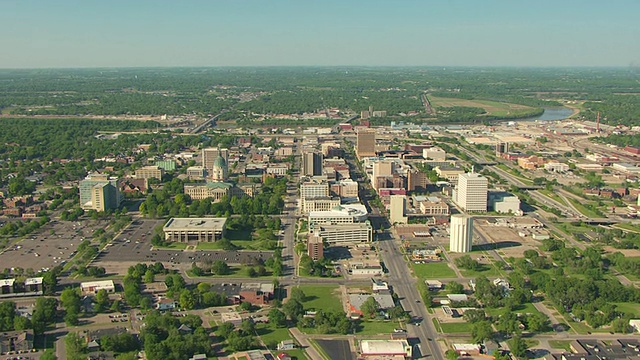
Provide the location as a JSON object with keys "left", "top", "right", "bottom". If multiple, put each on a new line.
{"left": 1, "top": 2, "right": 640, "bottom": 360}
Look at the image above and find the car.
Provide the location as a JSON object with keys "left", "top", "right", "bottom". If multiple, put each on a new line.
{"left": 415, "top": 300, "right": 420, "bottom": 303}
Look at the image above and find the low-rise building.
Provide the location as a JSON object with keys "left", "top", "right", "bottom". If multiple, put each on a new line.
{"left": 240, "top": 283, "right": 274, "bottom": 306}
{"left": 489, "top": 191, "right": 522, "bottom": 215}
{"left": 307, "top": 235, "right": 324, "bottom": 261}
{"left": 544, "top": 162, "right": 570, "bottom": 172}
{"left": 156, "top": 297, "right": 178, "bottom": 311}
{"left": 0, "top": 330, "right": 34, "bottom": 354}
{"left": 135, "top": 165, "right": 164, "bottom": 180}
{"left": 81, "top": 280, "right": 115, "bottom": 295}
{"left": 360, "top": 340, "right": 412, "bottom": 358}
{"left": 435, "top": 166, "right": 465, "bottom": 183}
{"left": 163, "top": 217, "right": 227, "bottom": 243}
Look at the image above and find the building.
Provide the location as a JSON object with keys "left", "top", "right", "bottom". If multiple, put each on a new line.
{"left": 302, "top": 197, "right": 341, "bottom": 213}
{"left": 210, "top": 154, "right": 228, "bottom": 181}
{"left": 184, "top": 182, "right": 254, "bottom": 202}
{"left": 81, "top": 280, "right": 115, "bottom": 295}
{"left": 309, "top": 222, "right": 373, "bottom": 245}
{"left": 544, "top": 162, "right": 570, "bottom": 172}
{"left": 489, "top": 192, "right": 522, "bottom": 215}
{"left": 348, "top": 294, "right": 395, "bottom": 315}
{"left": 186, "top": 166, "right": 206, "bottom": 180}
{"left": 155, "top": 159, "right": 177, "bottom": 171}
{"left": 423, "top": 147, "right": 446, "bottom": 161}
{"left": 202, "top": 147, "right": 229, "bottom": 174}
{"left": 360, "top": 340, "right": 412, "bottom": 358}
{"left": 163, "top": 217, "right": 227, "bottom": 243}
{"left": 307, "top": 235, "right": 324, "bottom": 260}
{"left": 389, "top": 195, "right": 408, "bottom": 225}
{"left": 0, "top": 330, "right": 33, "bottom": 354}
{"left": 435, "top": 166, "right": 465, "bottom": 183}
{"left": 0, "top": 279, "right": 15, "bottom": 295}
{"left": 135, "top": 166, "right": 164, "bottom": 180}
{"left": 300, "top": 179, "right": 334, "bottom": 213}
{"left": 518, "top": 155, "right": 546, "bottom": 170}
{"left": 455, "top": 172, "right": 488, "bottom": 212}
{"left": 24, "top": 277, "right": 43, "bottom": 294}
{"left": 407, "top": 169, "right": 427, "bottom": 192}
{"left": 156, "top": 297, "right": 178, "bottom": 311}
{"left": 334, "top": 179, "right": 359, "bottom": 201}
{"left": 277, "top": 340, "right": 296, "bottom": 351}
{"left": 240, "top": 283, "right": 274, "bottom": 306}
{"left": 357, "top": 129, "right": 376, "bottom": 158}
{"left": 612, "top": 163, "right": 640, "bottom": 174}
{"left": 80, "top": 173, "right": 121, "bottom": 211}
{"left": 302, "top": 152, "right": 323, "bottom": 176}
{"left": 450, "top": 214, "right": 473, "bottom": 253}
{"left": 308, "top": 204, "right": 368, "bottom": 225}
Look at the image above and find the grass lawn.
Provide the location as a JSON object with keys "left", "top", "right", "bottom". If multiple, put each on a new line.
{"left": 508, "top": 338, "right": 539, "bottom": 349}
{"left": 412, "top": 262, "right": 457, "bottom": 279}
{"left": 256, "top": 323, "right": 292, "bottom": 345}
{"left": 613, "top": 302, "right": 640, "bottom": 316}
{"left": 357, "top": 320, "right": 402, "bottom": 335}
{"left": 195, "top": 242, "right": 226, "bottom": 250}
{"left": 613, "top": 223, "right": 640, "bottom": 233}
{"left": 226, "top": 229, "right": 252, "bottom": 240}
{"left": 538, "top": 189, "right": 567, "bottom": 205}
{"left": 155, "top": 242, "right": 188, "bottom": 250}
{"left": 297, "top": 284, "right": 343, "bottom": 313}
{"left": 459, "top": 261, "right": 503, "bottom": 278}
{"left": 566, "top": 197, "right": 603, "bottom": 218}
{"left": 486, "top": 303, "right": 541, "bottom": 317}
{"left": 438, "top": 321, "right": 474, "bottom": 334}
{"left": 549, "top": 340, "right": 572, "bottom": 352}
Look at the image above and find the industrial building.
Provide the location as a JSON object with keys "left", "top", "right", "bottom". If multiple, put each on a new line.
{"left": 163, "top": 217, "right": 227, "bottom": 243}
{"left": 450, "top": 214, "right": 473, "bottom": 253}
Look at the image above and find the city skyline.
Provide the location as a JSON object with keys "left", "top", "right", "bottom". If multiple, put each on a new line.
{"left": 1, "top": 0, "right": 639, "bottom": 68}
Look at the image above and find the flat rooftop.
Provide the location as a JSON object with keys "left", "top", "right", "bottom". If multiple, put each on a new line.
{"left": 163, "top": 218, "right": 227, "bottom": 231}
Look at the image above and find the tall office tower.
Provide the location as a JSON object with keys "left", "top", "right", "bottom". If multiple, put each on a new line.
{"left": 80, "top": 173, "right": 121, "bottom": 211}
{"left": 302, "top": 152, "right": 323, "bottom": 176}
{"left": 449, "top": 214, "right": 473, "bottom": 253}
{"left": 202, "top": 147, "right": 229, "bottom": 174}
{"left": 495, "top": 142, "right": 509, "bottom": 157}
{"left": 456, "top": 172, "right": 488, "bottom": 212}
{"left": 389, "top": 195, "right": 408, "bottom": 225}
{"left": 356, "top": 129, "right": 376, "bottom": 158}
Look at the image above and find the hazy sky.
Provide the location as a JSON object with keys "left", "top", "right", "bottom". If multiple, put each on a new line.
{"left": 1, "top": 0, "right": 639, "bottom": 68}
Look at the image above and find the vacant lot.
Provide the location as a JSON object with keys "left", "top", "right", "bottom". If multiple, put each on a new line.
{"left": 412, "top": 262, "right": 456, "bottom": 279}
{"left": 297, "top": 284, "right": 343, "bottom": 313}
{"left": 430, "top": 96, "right": 536, "bottom": 117}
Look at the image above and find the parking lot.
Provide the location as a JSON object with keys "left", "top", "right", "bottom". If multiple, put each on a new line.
{"left": 0, "top": 219, "right": 109, "bottom": 272}
{"left": 93, "top": 218, "right": 274, "bottom": 275}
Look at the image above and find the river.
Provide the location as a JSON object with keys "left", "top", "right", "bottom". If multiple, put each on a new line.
{"left": 525, "top": 106, "right": 574, "bottom": 121}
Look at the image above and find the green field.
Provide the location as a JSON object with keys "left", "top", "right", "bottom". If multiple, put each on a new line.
{"left": 297, "top": 284, "right": 343, "bottom": 313}
{"left": 438, "top": 321, "right": 474, "bottom": 334}
{"left": 357, "top": 320, "right": 403, "bottom": 335}
{"left": 613, "top": 223, "right": 640, "bottom": 233}
{"left": 429, "top": 96, "right": 538, "bottom": 118}
{"left": 566, "top": 197, "right": 603, "bottom": 218}
{"left": 412, "top": 262, "right": 457, "bottom": 278}
{"left": 155, "top": 242, "right": 188, "bottom": 250}
{"left": 549, "top": 340, "right": 572, "bottom": 352}
{"left": 613, "top": 302, "right": 640, "bottom": 316}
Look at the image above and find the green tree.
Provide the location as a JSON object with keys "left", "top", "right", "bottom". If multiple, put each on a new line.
{"left": 282, "top": 299, "right": 304, "bottom": 321}
{"left": 446, "top": 281, "right": 464, "bottom": 294}
{"left": 95, "top": 289, "right": 110, "bottom": 313}
{"left": 268, "top": 309, "right": 287, "bottom": 327}
{"left": 445, "top": 349, "right": 459, "bottom": 360}
{"left": 65, "top": 332, "right": 86, "bottom": 360}
{"left": 471, "top": 320, "right": 494, "bottom": 344}
{"left": 509, "top": 335, "right": 528, "bottom": 359}
{"left": 360, "top": 296, "right": 380, "bottom": 319}
{"left": 179, "top": 289, "right": 197, "bottom": 310}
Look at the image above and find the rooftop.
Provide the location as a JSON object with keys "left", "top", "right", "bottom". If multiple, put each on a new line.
{"left": 163, "top": 217, "right": 227, "bottom": 230}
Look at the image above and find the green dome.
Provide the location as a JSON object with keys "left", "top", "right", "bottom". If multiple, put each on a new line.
{"left": 213, "top": 154, "right": 227, "bottom": 168}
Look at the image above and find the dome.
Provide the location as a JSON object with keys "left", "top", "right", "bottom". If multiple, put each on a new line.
{"left": 213, "top": 154, "right": 227, "bottom": 169}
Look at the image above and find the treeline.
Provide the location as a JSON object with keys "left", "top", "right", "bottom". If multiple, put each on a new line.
{"left": 595, "top": 134, "right": 640, "bottom": 148}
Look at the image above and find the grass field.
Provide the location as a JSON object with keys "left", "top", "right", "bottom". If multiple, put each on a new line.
{"left": 613, "top": 302, "right": 640, "bottom": 316}
{"left": 438, "top": 321, "right": 474, "bottom": 334}
{"left": 429, "top": 96, "right": 537, "bottom": 117}
{"left": 412, "top": 262, "right": 457, "bottom": 279}
{"left": 486, "top": 302, "right": 541, "bottom": 317}
{"left": 613, "top": 223, "right": 640, "bottom": 233}
{"left": 156, "top": 242, "right": 188, "bottom": 250}
{"left": 549, "top": 340, "right": 572, "bottom": 352}
{"left": 538, "top": 189, "right": 568, "bottom": 205}
{"left": 566, "top": 197, "right": 603, "bottom": 218}
{"left": 297, "top": 284, "right": 343, "bottom": 313}
{"left": 357, "top": 320, "right": 403, "bottom": 335}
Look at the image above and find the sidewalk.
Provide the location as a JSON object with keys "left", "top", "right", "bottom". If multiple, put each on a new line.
{"left": 290, "top": 327, "right": 324, "bottom": 360}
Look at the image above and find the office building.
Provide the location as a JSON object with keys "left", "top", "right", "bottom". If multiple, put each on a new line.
{"left": 356, "top": 129, "right": 376, "bottom": 158}
{"left": 302, "top": 152, "right": 323, "bottom": 176}
{"left": 308, "top": 204, "right": 368, "bottom": 225}
{"left": 450, "top": 214, "right": 473, "bottom": 253}
{"left": 422, "top": 147, "right": 446, "bottom": 161}
{"left": 307, "top": 235, "right": 324, "bottom": 260}
{"left": 456, "top": 172, "right": 488, "bottom": 212}
{"left": 163, "top": 217, "right": 227, "bottom": 243}
{"left": 389, "top": 195, "right": 408, "bottom": 224}
{"left": 202, "top": 147, "right": 229, "bottom": 174}
{"left": 309, "top": 222, "right": 373, "bottom": 245}
{"left": 135, "top": 165, "right": 164, "bottom": 180}
{"left": 489, "top": 191, "right": 522, "bottom": 215}
{"left": 80, "top": 173, "right": 121, "bottom": 211}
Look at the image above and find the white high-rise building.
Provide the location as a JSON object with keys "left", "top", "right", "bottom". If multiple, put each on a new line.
{"left": 456, "top": 172, "right": 488, "bottom": 212}
{"left": 389, "top": 195, "right": 408, "bottom": 225}
{"left": 450, "top": 214, "right": 473, "bottom": 253}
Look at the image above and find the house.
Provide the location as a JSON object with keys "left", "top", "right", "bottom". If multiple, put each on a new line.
{"left": 277, "top": 353, "right": 293, "bottom": 360}
{"left": 277, "top": 339, "right": 295, "bottom": 350}
{"left": 0, "top": 330, "right": 33, "bottom": 354}
{"left": 156, "top": 297, "right": 178, "bottom": 311}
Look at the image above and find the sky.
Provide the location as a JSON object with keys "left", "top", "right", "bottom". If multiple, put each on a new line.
{"left": 1, "top": 0, "right": 639, "bottom": 68}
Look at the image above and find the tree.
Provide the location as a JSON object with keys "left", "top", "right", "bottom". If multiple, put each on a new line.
{"left": 179, "top": 289, "right": 197, "bottom": 310}
{"left": 289, "top": 287, "right": 306, "bottom": 302}
{"left": 388, "top": 306, "right": 408, "bottom": 320}
{"left": 238, "top": 302, "right": 253, "bottom": 312}
{"left": 268, "top": 309, "right": 287, "bottom": 327}
{"left": 95, "top": 289, "right": 110, "bottom": 313}
{"left": 463, "top": 309, "right": 486, "bottom": 324}
{"left": 65, "top": 332, "right": 86, "bottom": 360}
{"left": 143, "top": 269, "right": 155, "bottom": 283}
{"left": 445, "top": 349, "right": 459, "bottom": 360}
{"left": 211, "top": 260, "right": 231, "bottom": 275}
{"left": 471, "top": 320, "right": 494, "bottom": 344}
{"left": 525, "top": 312, "right": 550, "bottom": 333}
{"left": 446, "top": 282, "right": 464, "bottom": 294}
{"left": 39, "top": 349, "right": 57, "bottom": 360}
{"left": 282, "top": 299, "right": 304, "bottom": 321}
{"left": 110, "top": 300, "right": 122, "bottom": 313}
{"left": 216, "top": 322, "right": 235, "bottom": 339}
{"left": 360, "top": 296, "right": 381, "bottom": 319}
{"left": 509, "top": 335, "right": 528, "bottom": 358}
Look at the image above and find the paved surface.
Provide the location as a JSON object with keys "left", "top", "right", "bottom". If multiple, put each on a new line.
{"left": 290, "top": 327, "right": 324, "bottom": 360}
{"left": 315, "top": 339, "right": 354, "bottom": 360}
{"left": 0, "top": 219, "right": 109, "bottom": 271}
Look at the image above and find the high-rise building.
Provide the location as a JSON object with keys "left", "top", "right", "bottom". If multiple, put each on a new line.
{"left": 456, "top": 172, "right": 488, "bottom": 212}
{"left": 389, "top": 195, "right": 408, "bottom": 225}
{"left": 307, "top": 235, "right": 324, "bottom": 260}
{"left": 302, "top": 152, "right": 323, "bottom": 176}
{"left": 202, "top": 147, "right": 229, "bottom": 174}
{"left": 356, "top": 129, "right": 376, "bottom": 158}
{"left": 80, "top": 174, "right": 121, "bottom": 211}
{"left": 450, "top": 214, "right": 473, "bottom": 253}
